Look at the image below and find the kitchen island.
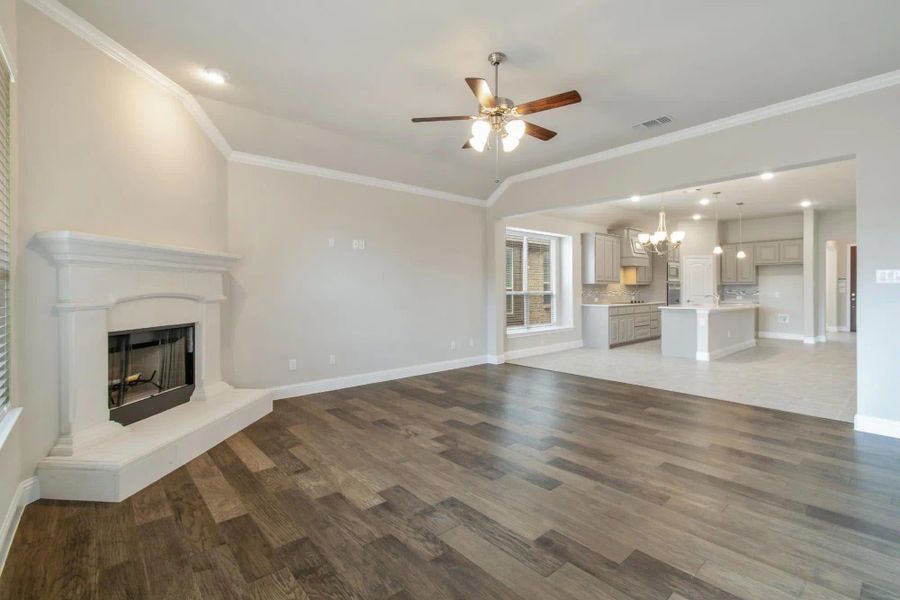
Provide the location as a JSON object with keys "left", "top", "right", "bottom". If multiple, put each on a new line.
{"left": 659, "top": 304, "right": 757, "bottom": 361}
{"left": 582, "top": 302, "right": 666, "bottom": 348}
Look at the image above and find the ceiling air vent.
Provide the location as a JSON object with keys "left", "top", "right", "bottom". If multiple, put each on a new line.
{"left": 633, "top": 115, "right": 673, "bottom": 129}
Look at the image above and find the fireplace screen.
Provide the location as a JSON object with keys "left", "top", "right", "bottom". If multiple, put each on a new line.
{"left": 108, "top": 324, "right": 195, "bottom": 425}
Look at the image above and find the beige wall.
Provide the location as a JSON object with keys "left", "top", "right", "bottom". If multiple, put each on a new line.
{"left": 11, "top": 4, "right": 228, "bottom": 486}
{"left": 487, "top": 84, "right": 900, "bottom": 425}
{"left": 225, "top": 161, "right": 485, "bottom": 388}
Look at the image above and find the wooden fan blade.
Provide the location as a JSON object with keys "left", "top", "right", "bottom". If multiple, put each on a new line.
{"left": 465, "top": 78, "right": 496, "bottom": 108}
{"left": 524, "top": 122, "right": 557, "bottom": 141}
{"left": 515, "top": 90, "right": 581, "bottom": 115}
{"left": 462, "top": 140, "right": 472, "bottom": 149}
{"left": 411, "top": 115, "right": 474, "bottom": 122}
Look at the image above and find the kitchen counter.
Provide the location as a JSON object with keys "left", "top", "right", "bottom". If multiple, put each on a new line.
{"left": 582, "top": 301, "right": 666, "bottom": 307}
{"left": 661, "top": 304, "right": 756, "bottom": 361}
{"left": 659, "top": 304, "right": 756, "bottom": 312}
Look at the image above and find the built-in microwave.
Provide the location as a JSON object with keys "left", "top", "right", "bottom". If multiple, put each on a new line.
{"left": 667, "top": 261, "right": 680, "bottom": 282}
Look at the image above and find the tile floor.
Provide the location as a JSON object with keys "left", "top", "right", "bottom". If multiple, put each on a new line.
{"left": 510, "top": 333, "right": 857, "bottom": 422}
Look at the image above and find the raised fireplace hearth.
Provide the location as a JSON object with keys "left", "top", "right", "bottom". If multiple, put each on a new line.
{"left": 33, "top": 231, "right": 273, "bottom": 502}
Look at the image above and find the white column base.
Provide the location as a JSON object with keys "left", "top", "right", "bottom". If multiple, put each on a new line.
{"left": 48, "top": 421, "right": 125, "bottom": 457}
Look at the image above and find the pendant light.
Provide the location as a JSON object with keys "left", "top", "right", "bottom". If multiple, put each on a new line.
{"left": 736, "top": 202, "right": 747, "bottom": 259}
{"left": 712, "top": 192, "right": 723, "bottom": 255}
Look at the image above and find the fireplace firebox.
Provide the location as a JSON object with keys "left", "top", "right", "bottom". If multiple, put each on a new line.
{"left": 108, "top": 323, "right": 195, "bottom": 425}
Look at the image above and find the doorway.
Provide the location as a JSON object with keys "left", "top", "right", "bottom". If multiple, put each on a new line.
{"left": 850, "top": 244, "right": 857, "bottom": 332}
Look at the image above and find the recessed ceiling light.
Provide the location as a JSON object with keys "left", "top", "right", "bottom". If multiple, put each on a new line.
{"left": 800, "top": 200, "right": 812, "bottom": 208}
{"left": 692, "top": 214, "right": 702, "bottom": 220}
{"left": 699, "top": 197, "right": 710, "bottom": 206}
{"left": 630, "top": 195, "right": 641, "bottom": 202}
{"left": 760, "top": 171, "right": 775, "bottom": 181}
{"left": 201, "top": 67, "right": 229, "bottom": 85}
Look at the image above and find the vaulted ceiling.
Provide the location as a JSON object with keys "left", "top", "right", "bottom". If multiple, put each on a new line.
{"left": 60, "top": 0, "right": 900, "bottom": 198}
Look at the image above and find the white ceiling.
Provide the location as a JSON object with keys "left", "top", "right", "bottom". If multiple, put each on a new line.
{"left": 545, "top": 159, "right": 856, "bottom": 227}
{"left": 59, "top": 1, "right": 900, "bottom": 196}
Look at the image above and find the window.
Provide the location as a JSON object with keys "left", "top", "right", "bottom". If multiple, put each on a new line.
{"left": 506, "top": 229, "right": 559, "bottom": 332}
{"left": 0, "top": 55, "right": 9, "bottom": 416}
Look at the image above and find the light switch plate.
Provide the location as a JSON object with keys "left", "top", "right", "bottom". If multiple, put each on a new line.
{"left": 876, "top": 269, "right": 900, "bottom": 284}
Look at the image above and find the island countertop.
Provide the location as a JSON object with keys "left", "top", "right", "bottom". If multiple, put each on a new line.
{"left": 659, "top": 304, "right": 757, "bottom": 312}
{"left": 582, "top": 301, "right": 666, "bottom": 308}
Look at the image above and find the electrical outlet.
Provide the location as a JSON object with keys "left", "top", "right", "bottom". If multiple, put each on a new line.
{"left": 352, "top": 240, "right": 359, "bottom": 250}
{"left": 358, "top": 239, "right": 365, "bottom": 250}
{"left": 778, "top": 314, "right": 790, "bottom": 323}
{"left": 328, "top": 237, "right": 335, "bottom": 248}
{"left": 329, "top": 354, "right": 336, "bottom": 365}
{"left": 288, "top": 359, "right": 297, "bottom": 371}
{"left": 469, "top": 338, "right": 475, "bottom": 348}
{"left": 449, "top": 340, "right": 456, "bottom": 350}
{"left": 727, "top": 330, "right": 732, "bottom": 339}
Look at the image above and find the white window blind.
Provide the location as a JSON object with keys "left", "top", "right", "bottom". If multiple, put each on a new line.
{"left": 0, "top": 56, "right": 9, "bottom": 415}
{"left": 506, "top": 229, "right": 559, "bottom": 331}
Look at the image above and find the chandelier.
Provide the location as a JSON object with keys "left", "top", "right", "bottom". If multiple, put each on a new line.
{"left": 638, "top": 195, "right": 685, "bottom": 255}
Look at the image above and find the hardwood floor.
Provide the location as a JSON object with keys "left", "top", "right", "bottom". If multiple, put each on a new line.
{"left": 3, "top": 364, "right": 900, "bottom": 599}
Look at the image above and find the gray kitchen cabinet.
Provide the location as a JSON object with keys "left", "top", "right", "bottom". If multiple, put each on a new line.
{"left": 721, "top": 244, "right": 756, "bottom": 284}
{"left": 582, "top": 232, "right": 621, "bottom": 284}
{"left": 754, "top": 241, "right": 779, "bottom": 265}
{"left": 721, "top": 245, "right": 738, "bottom": 284}
{"left": 779, "top": 239, "right": 803, "bottom": 263}
{"left": 636, "top": 259, "right": 653, "bottom": 285}
{"left": 737, "top": 244, "right": 755, "bottom": 283}
{"left": 583, "top": 304, "right": 662, "bottom": 350}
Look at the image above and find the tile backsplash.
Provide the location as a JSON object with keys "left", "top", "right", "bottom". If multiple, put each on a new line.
{"left": 721, "top": 286, "right": 759, "bottom": 301}
{"left": 582, "top": 284, "right": 644, "bottom": 304}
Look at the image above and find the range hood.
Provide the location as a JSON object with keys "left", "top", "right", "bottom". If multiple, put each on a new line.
{"left": 613, "top": 227, "right": 650, "bottom": 267}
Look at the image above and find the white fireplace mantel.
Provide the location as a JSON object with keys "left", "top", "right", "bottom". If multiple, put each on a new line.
{"left": 34, "top": 231, "right": 272, "bottom": 502}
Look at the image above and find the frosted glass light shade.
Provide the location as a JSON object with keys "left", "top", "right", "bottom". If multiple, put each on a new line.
{"left": 638, "top": 233, "right": 650, "bottom": 244}
{"left": 670, "top": 231, "right": 686, "bottom": 243}
{"left": 505, "top": 119, "right": 525, "bottom": 140}
{"left": 469, "top": 136, "right": 487, "bottom": 152}
{"left": 736, "top": 249, "right": 747, "bottom": 259}
{"left": 502, "top": 136, "right": 519, "bottom": 152}
{"left": 713, "top": 245, "right": 723, "bottom": 255}
{"left": 471, "top": 119, "right": 491, "bottom": 138}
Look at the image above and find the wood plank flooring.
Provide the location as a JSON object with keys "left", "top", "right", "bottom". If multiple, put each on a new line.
{"left": 3, "top": 364, "right": 900, "bottom": 599}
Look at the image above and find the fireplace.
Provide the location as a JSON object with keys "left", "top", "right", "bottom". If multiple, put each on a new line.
{"left": 108, "top": 324, "right": 195, "bottom": 425}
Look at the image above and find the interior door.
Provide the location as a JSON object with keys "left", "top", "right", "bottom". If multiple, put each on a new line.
{"left": 850, "top": 245, "right": 857, "bottom": 332}
{"left": 683, "top": 256, "right": 715, "bottom": 305}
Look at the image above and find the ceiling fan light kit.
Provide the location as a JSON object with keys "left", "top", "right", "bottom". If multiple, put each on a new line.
{"left": 412, "top": 51, "right": 582, "bottom": 181}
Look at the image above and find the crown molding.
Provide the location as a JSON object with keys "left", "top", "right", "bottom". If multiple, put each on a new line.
{"left": 229, "top": 151, "right": 486, "bottom": 207}
{"left": 487, "top": 69, "right": 900, "bottom": 207}
{"left": 24, "top": 0, "right": 232, "bottom": 156}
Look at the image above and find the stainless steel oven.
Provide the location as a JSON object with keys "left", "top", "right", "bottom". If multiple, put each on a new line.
{"left": 667, "top": 283, "right": 681, "bottom": 306}
{"left": 667, "top": 261, "right": 680, "bottom": 282}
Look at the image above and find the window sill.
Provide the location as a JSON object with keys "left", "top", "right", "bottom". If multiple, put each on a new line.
{"left": 506, "top": 325, "right": 574, "bottom": 339}
{"left": 0, "top": 406, "right": 21, "bottom": 454}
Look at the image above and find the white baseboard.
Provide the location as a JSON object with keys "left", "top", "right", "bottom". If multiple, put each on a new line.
{"left": 504, "top": 340, "right": 583, "bottom": 361}
{"left": 696, "top": 339, "right": 756, "bottom": 361}
{"left": 855, "top": 414, "right": 900, "bottom": 440}
{"left": 271, "top": 355, "right": 488, "bottom": 399}
{"left": 485, "top": 354, "right": 505, "bottom": 365}
{"left": 838, "top": 325, "right": 851, "bottom": 332}
{"left": 803, "top": 336, "right": 817, "bottom": 344}
{"left": 0, "top": 477, "right": 40, "bottom": 576}
{"left": 759, "top": 331, "right": 804, "bottom": 341}
{"left": 826, "top": 325, "right": 838, "bottom": 333}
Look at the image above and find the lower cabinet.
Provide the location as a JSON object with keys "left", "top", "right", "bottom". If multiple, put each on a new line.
{"left": 609, "top": 305, "right": 660, "bottom": 347}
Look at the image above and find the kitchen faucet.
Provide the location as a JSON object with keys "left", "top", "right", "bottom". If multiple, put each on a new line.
{"left": 704, "top": 293, "right": 721, "bottom": 307}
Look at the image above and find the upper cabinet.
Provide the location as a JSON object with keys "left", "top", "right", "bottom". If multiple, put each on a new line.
{"left": 582, "top": 232, "right": 621, "bottom": 284}
{"left": 721, "top": 244, "right": 756, "bottom": 284}
{"left": 719, "top": 238, "right": 803, "bottom": 284}
{"left": 779, "top": 239, "right": 803, "bottom": 263}
{"left": 754, "top": 241, "right": 780, "bottom": 265}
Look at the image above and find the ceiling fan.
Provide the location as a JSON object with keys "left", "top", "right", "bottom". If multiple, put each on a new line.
{"left": 411, "top": 51, "right": 582, "bottom": 181}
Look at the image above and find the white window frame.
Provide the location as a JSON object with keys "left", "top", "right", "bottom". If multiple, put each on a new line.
{"left": 505, "top": 228, "right": 560, "bottom": 334}
{"left": 0, "top": 47, "right": 9, "bottom": 422}
{"left": 505, "top": 247, "right": 515, "bottom": 316}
